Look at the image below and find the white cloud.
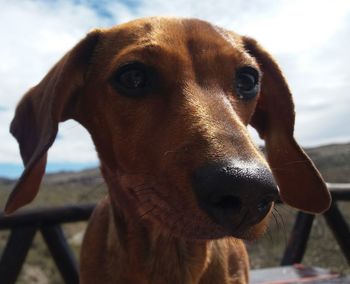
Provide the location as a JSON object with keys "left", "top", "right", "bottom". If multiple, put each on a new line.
{"left": 0, "top": 0, "right": 103, "bottom": 164}
{"left": 1, "top": 0, "right": 350, "bottom": 168}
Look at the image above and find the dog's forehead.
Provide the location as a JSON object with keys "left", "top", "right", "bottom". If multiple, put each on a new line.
{"left": 101, "top": 17, "right": 246, "bottom": 58}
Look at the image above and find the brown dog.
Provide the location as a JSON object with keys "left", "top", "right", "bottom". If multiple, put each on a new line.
{"left": 6, "top": 17, "right": 331, "bottom": 283}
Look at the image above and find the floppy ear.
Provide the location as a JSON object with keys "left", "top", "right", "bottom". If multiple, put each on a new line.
{"left": 5, "top": 30, "right": 100, "bottom": 214}
{"left": 243, "top": 37, "right": 331, "bottom": 214}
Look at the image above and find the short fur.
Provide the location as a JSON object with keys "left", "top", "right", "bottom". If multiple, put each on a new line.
{"left": 6, "top": 17, "right": 331, "bottom": 283}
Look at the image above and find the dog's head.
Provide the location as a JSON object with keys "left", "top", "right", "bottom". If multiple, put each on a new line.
{"left": 6, "top": 17, "right": 331, "bottom": 240}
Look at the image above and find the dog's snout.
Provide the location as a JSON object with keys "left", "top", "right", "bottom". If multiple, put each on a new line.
{"left": 192, "top": 161, "right": 279, "bottom": 233}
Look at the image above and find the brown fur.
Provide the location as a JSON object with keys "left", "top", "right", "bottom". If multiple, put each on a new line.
{"left": 6, "top": 17, "right": 331, "bottom": 283}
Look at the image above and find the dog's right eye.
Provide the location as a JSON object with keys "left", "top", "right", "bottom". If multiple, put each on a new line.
{"left": 235, "top": 67, "right": 260, "bottom": 100}
{"left": 110, "top": 62, "right": 153, "bottom": 96}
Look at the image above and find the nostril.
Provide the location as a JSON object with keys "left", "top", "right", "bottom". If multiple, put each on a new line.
{"left": 212, "top": 195, "right": 241, "bottom": 210}
{"left": 257, "top": 199, "right": 272, "bottom": 212}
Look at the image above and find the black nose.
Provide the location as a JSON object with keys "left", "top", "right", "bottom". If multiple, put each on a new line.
{"left": 192, "top": 161, "right": 279, "bottom": 233}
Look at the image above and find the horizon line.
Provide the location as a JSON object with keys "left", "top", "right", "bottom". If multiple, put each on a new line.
{"left": 0, "top": 162, "right": 99, "bottom": 179}
{"left": 1, "top": 140, "right": 350, "bottom": 179}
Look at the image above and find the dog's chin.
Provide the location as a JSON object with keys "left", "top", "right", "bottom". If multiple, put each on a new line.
{"left": 140, "top": 207, "right": 270, "bottom": 241}
{"left": 190, "top": 220, "right": 269, "bottom": 241}
{"left": 225, "top": 218, "right": 270, "bottom": 241}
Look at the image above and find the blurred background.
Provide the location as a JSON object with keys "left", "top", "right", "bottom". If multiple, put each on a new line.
{"left": 0, "top": 0, "right": 349, "bottom": 283}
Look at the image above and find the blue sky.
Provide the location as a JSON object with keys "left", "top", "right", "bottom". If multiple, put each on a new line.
{"left": 1, "top": 0, "right": 350, "bottom": 178}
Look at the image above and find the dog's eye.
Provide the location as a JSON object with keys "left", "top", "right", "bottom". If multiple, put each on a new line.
{"left": 111, "top": 62, "right": 153, "bottom": 96}
{"left": 235, "top": 67, "right": 260, "bottom": 100}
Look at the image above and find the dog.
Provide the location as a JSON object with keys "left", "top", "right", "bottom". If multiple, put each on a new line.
{"left": 6, "top": 17, "right": 331, "bottom": 283}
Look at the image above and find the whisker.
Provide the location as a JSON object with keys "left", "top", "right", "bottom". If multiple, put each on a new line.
{"left": 132, "top": 183, "right": 148, "bottom": 190}
{"left": 274, "top": 207, "right": 288, "bottom": 244}
{"left": 265, "top": 225, "right": 273, "bottom": 243}
{"left": 271, "top": 210, "right": 279, "bottom": 230}
{"left": 134, "top": 187, "right": 154, "bottom": 193}
{"left": 163, "top": 150, "right": 177, "bottom": 156}
{"left": 139, "top": 205, "right": 156, "bottom": 219}
{"left": 168, "top": 218, "right": 178, "bottom": 240}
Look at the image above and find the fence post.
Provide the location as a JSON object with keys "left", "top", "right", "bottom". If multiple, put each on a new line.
{"left": 0, "top": 226, "right": 37, "bottom": 284}
{"left": 41, "top": 224, "right": 79, "bottom": 284}
{"left": 280, "top": 212, "right": 315, "bottom": 265}
{"left": 323, "top": 202, "right": 350, "bottom": 264}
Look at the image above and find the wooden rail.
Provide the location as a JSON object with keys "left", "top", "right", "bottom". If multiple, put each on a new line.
{"left": 0, "top": 204, "right": 95, "bottom": 284}
{"left": 0, "top": 184, "right": 349, "bottom": 284}
{"left": 0, "top": 203, "right": 95, "bottom": 229}
{"left": 281, "top": 184, "right": 350, "bottom": 265}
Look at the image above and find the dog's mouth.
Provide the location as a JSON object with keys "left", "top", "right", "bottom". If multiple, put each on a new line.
{"left": 196, "top": 194, "right": 274, "bottom": 239}
{"left": 127, "top": 184, "right": 227, "bottom": 239}
{"left": 111, "top": 169, "right": 275, "bottom": 240}
{"left": 123, "top": 180, "right": 272, "bottom": 240}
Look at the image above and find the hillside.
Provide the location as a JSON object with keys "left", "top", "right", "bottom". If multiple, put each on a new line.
{"left": 305, "top": 143, "right": 350, "bottom": 182}
{"left": 1, "top": 142, "right": 348, "bottom": 209}
{"left": 3, "top": 142, "right": 349, "bottom": 186}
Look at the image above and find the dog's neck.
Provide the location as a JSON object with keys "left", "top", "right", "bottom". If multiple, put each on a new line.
{"left": 99, "top": 165, "right": 243, "bottom": 283}
{"left": 103, "top": 167, "right": 208, "bottom": 281}
{"left": 108, "top": 198, "right": 213, "bottom": 283}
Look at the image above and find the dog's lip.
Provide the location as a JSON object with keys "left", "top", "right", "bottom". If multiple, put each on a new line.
{"left": 124, "top": 179, "right": 271, "bottom": 240}
{"left": 208, "top": 202, "right": 274, "bottom": 238}
{"left": 219, "top": 217, "right": 252, "bottom": 239}
{"left": 125, "top": 184, "right": 229, "bottom": 239}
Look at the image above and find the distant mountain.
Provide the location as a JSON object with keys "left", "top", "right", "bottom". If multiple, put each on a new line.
{"left": 0, "top": 177, "right": 14, "bottom": 185}
{"left": 1, "top": 143, "right": 349, "bottom": 186}
{"left": 305, "top": 143, "right": 350, "bottom": 183}
{"left": 42, "top": 168, "right": 102, "bottom": 187}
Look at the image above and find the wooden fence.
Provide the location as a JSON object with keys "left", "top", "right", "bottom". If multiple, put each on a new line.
{"left": 0, "top": 184, "right": 349, "bottom": 284}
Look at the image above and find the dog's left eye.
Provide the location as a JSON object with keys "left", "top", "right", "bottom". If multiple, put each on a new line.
{"left": 235, "top": 67, "right": 260, "bottom": 100}
{"left": 110, "top": 62, "right": 153, "bottom": 96}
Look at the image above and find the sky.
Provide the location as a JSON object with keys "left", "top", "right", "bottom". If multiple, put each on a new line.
{"left": 0, "top": 0, "right": 350, "bottom": 178}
